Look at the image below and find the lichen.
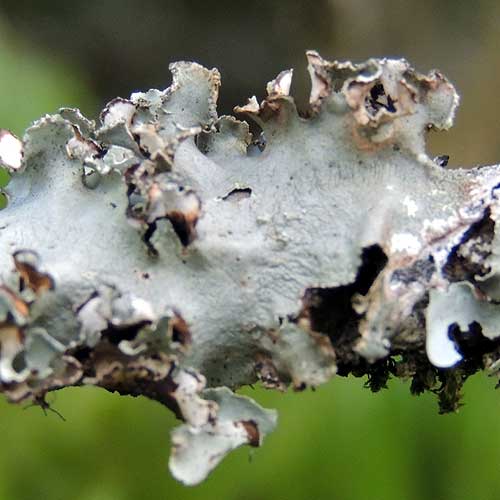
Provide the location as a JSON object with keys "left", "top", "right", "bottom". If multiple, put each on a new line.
{"left": 2, "top": 52, "right": 500, "bottom": 484}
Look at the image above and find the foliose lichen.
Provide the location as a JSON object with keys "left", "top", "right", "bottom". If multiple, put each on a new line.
{"left": 2, "top": 51, "right": 500, "bottom": 484}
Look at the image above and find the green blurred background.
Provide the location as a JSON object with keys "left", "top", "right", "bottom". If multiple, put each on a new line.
{"left": 2, "top": 1, "right": 500, "bottom": 499}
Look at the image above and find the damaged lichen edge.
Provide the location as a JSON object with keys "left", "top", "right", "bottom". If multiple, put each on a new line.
{"left": 2, "top": 51, "right": 500, "bottom": 485}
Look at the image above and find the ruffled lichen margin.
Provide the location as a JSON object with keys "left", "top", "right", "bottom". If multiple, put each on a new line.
{"left": 1, "top": 51, "right": 500, "bottom": 484}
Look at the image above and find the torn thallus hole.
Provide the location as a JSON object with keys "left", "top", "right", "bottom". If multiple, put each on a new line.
{"left": 365, "top": 83, "right": 396, "bottom": 116}
{"left": 170, "top": 312, "right": 192, "bottom": 347}
{"left": 447, "top": 321, "right": 498, "bottom": 366}
{"left": 102, "top": 320, "right": 152, "bottom": 345}
{"left": 221, "top": 187, "right": 252, "bottom": 202}
{"left": 142, "top": 211, "right": 199, "bottom": 254}
{"left": 194, "top": 130, "right": 210, "bottom": 155}
{"left": 434, "top": 155, "right": 449, "bottom": 168}
{"left": 300, "top": 245, "right": 388, "bottom": 346}
{"left": 240, "top": 419, "right": 260, "bottom": 447}
{"left": 11, "top": 350, "right": 27, "bottom": 374}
